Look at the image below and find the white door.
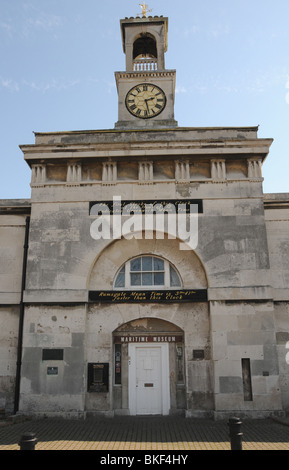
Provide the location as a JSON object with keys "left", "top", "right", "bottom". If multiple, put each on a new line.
{"left": 128, "top": 343, "right": 170, "bottom": 415}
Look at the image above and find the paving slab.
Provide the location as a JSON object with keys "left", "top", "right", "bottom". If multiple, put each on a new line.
{"left": 0, "top": 416, "right": 289, "bottom": 451}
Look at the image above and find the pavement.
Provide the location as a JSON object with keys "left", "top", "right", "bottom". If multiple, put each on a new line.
{"left": 0, "top": 414, "right": 289, "bottom": 451}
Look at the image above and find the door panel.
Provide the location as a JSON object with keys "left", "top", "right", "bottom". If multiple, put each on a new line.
{"left": 129, "top": 343, "right": 169, "bottom": 415}
{"left": 135, "top": 347, "right": 162, "bottom": 415}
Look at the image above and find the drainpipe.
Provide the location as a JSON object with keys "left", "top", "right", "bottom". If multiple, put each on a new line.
{"left": 14, "top": 215, "right": 30, "bottom": 415}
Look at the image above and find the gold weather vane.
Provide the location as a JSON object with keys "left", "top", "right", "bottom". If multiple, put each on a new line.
{"left": 138, "top": 2, "right": 152, "bottom": 17}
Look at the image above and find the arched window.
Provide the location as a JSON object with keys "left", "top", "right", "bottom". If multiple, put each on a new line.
{"left": 114, "top": 256, "right": 182, "bottom": 290}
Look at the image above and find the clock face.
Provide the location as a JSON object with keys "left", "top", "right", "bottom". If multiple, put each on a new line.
{"left": 125, "top": 83, "right": 166, "bottom": 119}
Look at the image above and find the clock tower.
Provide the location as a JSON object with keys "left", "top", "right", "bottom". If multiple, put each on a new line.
{"left": 115, "top": 12, "right": 178, "bottom": 129}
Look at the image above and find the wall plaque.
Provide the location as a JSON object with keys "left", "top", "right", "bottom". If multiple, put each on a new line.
{"left": 89, "top": 289, "right": 207, "bottom": 303}
{"left": 87, "top": 363, "right": 109, "bottom": 393}
{"left": 193, "top": 349, "right": 205, "bottom": 360}
{"left": 42, "top": 349, "right": 64, "bottom": 361}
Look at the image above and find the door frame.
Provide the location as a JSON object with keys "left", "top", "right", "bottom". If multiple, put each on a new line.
{"left": 128, "top": 343, "right": 170, "bottom": 416}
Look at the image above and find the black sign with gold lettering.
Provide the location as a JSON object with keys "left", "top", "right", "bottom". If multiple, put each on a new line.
{"left": 89, "top": 289, "right": 207, "bottom": 303}
{"left": 89, "top": 199, "right": 203, "bottom": 215}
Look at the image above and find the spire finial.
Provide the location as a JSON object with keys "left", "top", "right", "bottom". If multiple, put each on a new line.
{"left": 138, "top": 2, "right": 152, "bottom": 18}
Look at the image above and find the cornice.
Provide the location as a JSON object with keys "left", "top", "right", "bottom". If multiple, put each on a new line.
{"left": 115, "top": 70, "right": 176, "bottom": 80}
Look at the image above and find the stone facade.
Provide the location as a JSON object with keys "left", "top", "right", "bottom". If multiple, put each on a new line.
{"left": 1, "top": 14, "right": 289, "bottom": 419}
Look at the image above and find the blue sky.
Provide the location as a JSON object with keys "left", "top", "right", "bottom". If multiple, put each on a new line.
{"left": 1, "top": 0, "right": 289, "bottom": 198}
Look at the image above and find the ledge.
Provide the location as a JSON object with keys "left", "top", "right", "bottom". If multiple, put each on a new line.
{"left": 0, "top": 199, "right": 31, "bottom": 215}
{"left": 23, "top": 289, "right": 88, "bottom": 304}
{"left": 208, "top": 286, "right": 274, "bottom": 302}
{"left": 0, "top": 292, "right": 21, "bottom": 305}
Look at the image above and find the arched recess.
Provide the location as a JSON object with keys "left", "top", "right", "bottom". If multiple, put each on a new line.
{"left": 133, "top": 33, "right": 158, "bottom": 59}
{"left": 113, "top": 318, "right": 185, "bottom": 415}
{"left": 113, "top": 317, "right": 184, "bottom": 336}
{"left": 86, "top": 235, "right": 211, "bottom": 416}
{"left": 88, "top": 234, "right": 208, "bottom": 291}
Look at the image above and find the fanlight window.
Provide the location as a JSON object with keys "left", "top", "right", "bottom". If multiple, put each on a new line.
{"left": 114, "top": 256, "right": 182, "bottom": 289}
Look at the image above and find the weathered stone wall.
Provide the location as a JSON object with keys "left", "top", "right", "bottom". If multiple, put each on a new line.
{"left": 274, "top": 303, "right": 289, "bottom": 411}
{"left": 264, "top": 195, "right": 289, "bottom": 411}
{"left": 20, "top": 305, "right": 86, "bottom": 417}
{"left": 211, "top": 300, "right": 282, "bottom": 418}
{"left": 0, "top": 213, "right": 28, "bottom": 303}
{"left": 0, "top": 211, "right": 29, "bottom": 412}
{"left": 0, "top": 307, "right": 19, "bottom": 412}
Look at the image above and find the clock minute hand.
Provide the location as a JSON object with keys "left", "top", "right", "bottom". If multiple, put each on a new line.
{"left": 145, "top": 99, "right": 150, "bottom": 112}
{"left": 145, "top": 97, "right": 155, "bottom": 111}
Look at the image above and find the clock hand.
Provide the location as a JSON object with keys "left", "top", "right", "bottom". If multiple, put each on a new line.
{"left": 145, "top": 97, "right": 155, "bottom": 111}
